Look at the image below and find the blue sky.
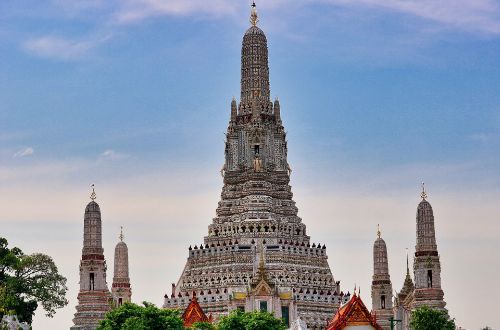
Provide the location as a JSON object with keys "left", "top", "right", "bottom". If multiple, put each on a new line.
{"left": 1, "top": 0, "right": 500, "bottom": 329}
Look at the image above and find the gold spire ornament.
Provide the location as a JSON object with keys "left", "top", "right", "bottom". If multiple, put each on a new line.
{"left": 420, "top": 182, "right": 428, "bottom": 200}
{"left": 119, "top": 226, "right": 124, "bottom": 242}
{"left": 406, "top": 248, "right": 410, "bottom": 275}
{"left": 377, "top": 224, "right": 381, "bottom": 238}
{"left": 250, "top": 2, "right": 259, "bottom": 26}
{"left": 90, "top": 184, "right": 97, "bottom": 201}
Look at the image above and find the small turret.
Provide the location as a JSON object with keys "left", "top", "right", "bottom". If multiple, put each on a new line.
{"left": 274, "top": 98, "right": 281, "bottom": 122}
{"left": 231, "top": 97, "right": 237, "bottom": 121}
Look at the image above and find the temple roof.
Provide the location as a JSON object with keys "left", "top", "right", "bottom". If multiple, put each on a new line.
{"left": 182, "top": 297, "right": 211, "bottom": 327}
{"left": 326, "top": 293, "right": 383, "bottom": 330}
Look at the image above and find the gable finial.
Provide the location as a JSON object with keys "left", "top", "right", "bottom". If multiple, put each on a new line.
{"left": 420, "top": 182, "right": 427, "bottom": 200}
{"left": 250, "top": 1, "right": 259, "bottom": 26}
{"left": 377, "top": 224, "right": 381, "bottom": 238}
{"left": 90, "top": 184, "right": 96, "bottom": 201}
{"left": 406, "top": 248, "right": 410, "bottom": 275}
{"left": 119, "top": 226, "right": 124, "bottom": 242}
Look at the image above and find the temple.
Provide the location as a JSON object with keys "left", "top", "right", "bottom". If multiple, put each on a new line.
{"left": 163, "top": 3, "right": 348, "bottom": 328}
{"left": 71, "top": 187, "right": 111, "bottom": 330}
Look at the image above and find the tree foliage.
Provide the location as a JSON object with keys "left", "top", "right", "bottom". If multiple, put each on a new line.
{"left": 217, "top": 309, "right": 286, "bottom": 330}
{"left": 97, "top": 302, "right": 184, "bottom": 330}
{"left": 191, "top": 321, "right": 216, "bottom": 330}
{"left": 409, "top": 306, "right": 455, "bottom": 330}
{"left": 0, "top": 237, "right": 68, "bottom": 324}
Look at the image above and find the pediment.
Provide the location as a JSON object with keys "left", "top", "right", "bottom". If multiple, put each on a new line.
{"left": 254, "top": 278, "right": 273, "bottom": 296}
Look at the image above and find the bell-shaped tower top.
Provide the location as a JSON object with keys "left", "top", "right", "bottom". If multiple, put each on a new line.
{"left": 416, "top": 184, "right": 437, "bottom": 253}
{"left": 241, "top": 2, "right": 270, "bottom": 105}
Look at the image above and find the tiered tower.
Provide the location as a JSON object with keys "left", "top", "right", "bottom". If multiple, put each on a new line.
{"left": 71, "top": 187, "right": 111, "bottom": 330}
{"left": 371, "top": 226, "right": 393, "bottom": 330}
{"left": 111, "top": 227, "right": 132, "bottom": 307}
{"left": 164, "top": 4, "right": 346, "bottom": 329}
{"left": 412, "top": 185, "right": 446, "bottom": 310}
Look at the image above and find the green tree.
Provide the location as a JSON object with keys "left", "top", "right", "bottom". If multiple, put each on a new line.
{"left": 0, "top": 237, "right": 68, "bottom": 324}
{"left": 217, "top": 309, "right": 286, "bottom": 330}
{"left": 190, "top": 321, "right": 216, "bottom": 330}
{"left": 409, "top": 306, "right": 455, "bottom": 330}
{"left": 97, "top": 302, "right": 184, "bottom": 330}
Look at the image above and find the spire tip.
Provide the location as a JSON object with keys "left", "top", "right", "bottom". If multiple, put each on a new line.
{"left": 90, "top": 184, "right": 96, "bottom": 201}
{"left": 420, "top": 182, "right": 428, "bottom": 200}
{"left": 250, "top": 1, "right": 259, "bottom": 26}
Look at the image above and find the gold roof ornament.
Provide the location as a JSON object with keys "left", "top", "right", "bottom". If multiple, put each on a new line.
{"left": 90, "top": 184, "right": 97, "bottom": 201}
{"left": 250, "top": 2, "right": 259, "bottom": 26}
{"left": 406, "top": 248, "right": 410, "bottom": 275}
{"left": 377, "top": 224, "right": 381, "bottom": 239}
{"left": 119, "top": 226, "right": 124, "bottom": 242}
{"left": 420, "top": 182, "right": 428, "bottom": 200}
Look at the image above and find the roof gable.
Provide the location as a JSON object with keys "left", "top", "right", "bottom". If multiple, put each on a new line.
{"left": 326, "top": 294, "right": 383, "bottom": 330}
{"left": 182, "top": 297, "right": 211, "bottom": 327}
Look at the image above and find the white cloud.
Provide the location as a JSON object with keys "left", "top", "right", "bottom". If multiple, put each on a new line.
{"left": 112, "top": 0, "right": 500, "bottom": 35}
{"left": 113, "top": 0, "right": 238, "bottom": 23}
{"left": 23, "top": 34, "right": 112, "bottom": 61}
{"left": 322, "top": 0, "right": 500, "bottom": 35}
{"left": 13, "top": 147, "right": 34, "bottom": 158}
{"left": 99, "top": 149, "right": 129, "bottom": 161}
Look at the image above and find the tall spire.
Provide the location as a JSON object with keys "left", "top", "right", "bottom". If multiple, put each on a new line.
{"left": 112, "top": 227, "right": 132, "bottom": 307}
{"left": 371, "top": 229, "right": 393, "bottom": 328}
{"left": 72, "top": 191, "right": 110, "bottom": 329}
{"left": 412, "top": 183, "right": 446, "bottom": 311}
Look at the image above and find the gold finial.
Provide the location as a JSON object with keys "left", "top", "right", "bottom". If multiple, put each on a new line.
{"left": 90, "top": 184, "right": 96, "bottom": 201}
{"left": 377, "top": 224, "right": 381, "bottom": 238}
{"left": 250, "top": 2, "right": 259, "bottom": 26}
{"left": 420, "top": 182, "right": 427, "bottom": 200}
{"left": 119, "top": 226, "right": 124, "bottom": 242}
{"left": 406, "top": 248, "right": 410, "bottom": 275}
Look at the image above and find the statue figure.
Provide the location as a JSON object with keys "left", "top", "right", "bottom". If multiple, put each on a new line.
{"left": 253, "top": 155, "right": 263, "bottom": 172}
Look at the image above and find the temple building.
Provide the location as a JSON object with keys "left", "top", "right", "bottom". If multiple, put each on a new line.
{"left": 71, "top": 187, "right": 111, "bottom": 330}
{"left": 370, "top": 226, "right": 393, "bottom": 330}
{"left": 111, "top": 227, "right": 132, "bottom": 307}
{"left": 327, "top": 291, "right": 383, "bottom": 330}
{"left": 163, "top": 3, "right": 348, "bottom": 328}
